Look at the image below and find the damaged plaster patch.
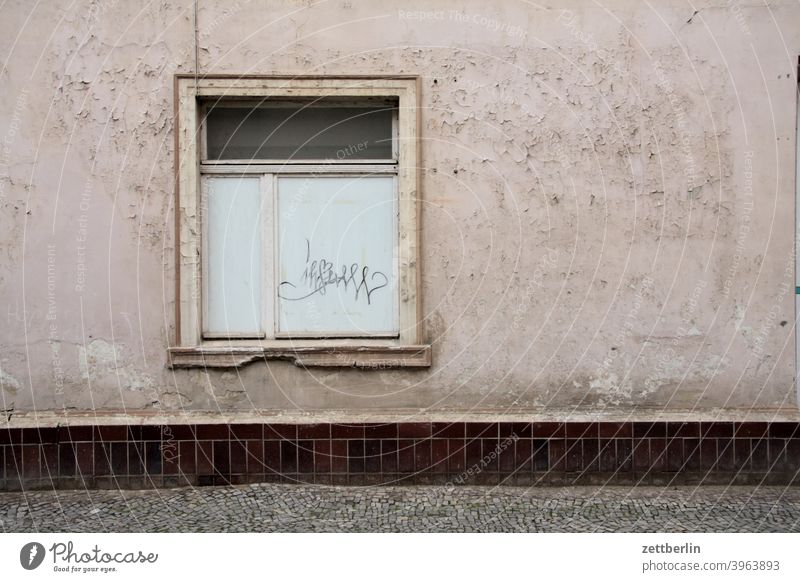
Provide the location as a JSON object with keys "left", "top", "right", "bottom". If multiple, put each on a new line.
{"left": 79, "top": 339, "right": 154, "bottom": 391}
{"left": 0, "top": 365, "right": 21, "bottom": 395}
{"left": 587, "top": 373, "right": 634, "bottom": 405}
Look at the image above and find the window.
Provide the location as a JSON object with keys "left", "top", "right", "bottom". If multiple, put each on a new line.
{"left": 169, "top": 76, "right": 429, "bottom": 368}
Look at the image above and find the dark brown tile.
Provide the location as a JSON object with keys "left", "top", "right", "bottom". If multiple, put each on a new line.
{"left": 144, "top": 442, "right": 162, "bottom": 475}
{"left": 717, "top": 439, "right": 735, "bottom": 471}
{"left": 3, "top": 445, "right": 21, "bottom": 480}
{"left": 511, "top": 423, "right": 532, "bottom": 438}
{"left": 565, "top": 440, "right": 582, "bottom": 472}
{"left": 633, "top": 440, "right": 650, "bottom": 472}
{"left": 701, "top": 422, "right": 734, "bottom": 438}
{"left": 313, "top": 440, "right": 331, "bottom": 474}
{"left": 231, "top": 424, "right": 262, "bottom": 440}
{"left": 598, "top": 422, "right": 632, "bottom": 438}
{"left": 736, "top": 422, "right": 768, "bottom": 439}
{"left": 482, "top": 439, "right": 500, "bottom": 471}
{"left": 127, "top": 442, "right": 145, "bottom": 475}
{"left": 650, "top": 438, "right": 667, "bottom": 472}
{"left": 348, "top": 440, "right": 364, "bottom": 473}
{"left": 141, "top": 426, "right": 163, "bottom": 440}
{"left": 498, "top": 438, "right": 515, "bottom": 471}
{"left": 364, "top": 424, "right": 397, "bottom": 439}
{"left": 516, "top": 439, "right": 533, "bottom": 471}
{"left": 734, "top": 439, "right": 751, "bottom": 471}
{"left": 431, "top": 439, "right": 448, "bottom": 472}
{"left": 95, "top": 426, "right": 128, "bottom": 442}
{"left": 330, "top": 440, "right": 348, "bottom": 473}
{"left": 230, "top": 440, "right": 248, "bottom": 474}
{"left": 41, "top": 443, "right": 58, "bottom": 475}
{"left": 685, "top": 439, "right": 701, "bottom": 471}
{"left": 633, "top": 422, "right": 666, "bottom": 438}
{"left": 329, "top": 424, "right": 362, "bottom": 439}
{"left": 170, "top": 425, "right": 197, "bottom": 440}
{"left": 583, "top": 439, "right": 600, "bottom": 471}
{"left": 531, "top": 423, "right": 564, "bottom": 438}
{"left": 75, "top": 442, "right": 94, "bottom": 475}
{"left": 463, "top": 439, "right": 480, "bottom": 469}
{"left": 549, "top": 439, "right": 566, "bottom": 472}
{"left": 196, "top": 425, "right": 230, "bottom": 440}
{"left": 22, "top": 445, "right": 40, "bottom": 478}
{"left": 162, "top": 442, "right": 180, "bottom": 475}
{"left": 599, "top": 440, "right": 616, "bottom": 472}
{"left": 263, "top": 440, "right": 280, "bottom": 473}
{"left": 466, "top": 423, "right": 497, "bottom": 438}
{"left": 498, "top": 423, "right": 516, "bottom": 438}
{"left": 398, "top": 423, "right": 432, "bottom": 438}
{"left": 364, "top": 440, "right": 381, "bottom": 473}
{"left": 431, "top": 422, "right": 464, "bottom": 439}
{"left": 381, "top": 440, "right": 398, "bottom": 473}
{"left": 196, "top": 441, "right": 213, "bottom": 475}
{"left": 297, "top": 424, "right": 330, "bottom": 439}
{"left": 751, "top": 439, "right": 768, "bottom": 471}
{"left": 666, "top": 439, "right": 683, "bottom": 471}
{"left": 414, "top": 440, "right": 432, "bottom": 472}
{"left": 280, "top": 440, "right": 298, "bottom": 473}
{"left": 785, "top": 440, "right": 800, "bottom": 472}
{"left": 297, "top": 441, "right": 315, "bottom": 473}
{"left": 769, "top": 423, "right": 799, "bottom": 439}
{"left": 533, "top": 440, "right": 549, "bottom": 472}
{"left": 213, "top": 441, "right": 230, "bottom": 475}
{"left": 58, "top": 426, "right": 93, "bottom": 441}
{"left": 24, "top": 427, "right": 59, "bottom": 444}
{"left": 110, "top": 442, "right": 127, "bottom": 476}
{"left": 397, "top": 440, "right": 414, "bottom": 473}
{"left": 617, "top": 439, "right": 633, "bottom": 472}
{"left": 245, "top": 440, "right": 264, "bottom": 475}
{"left": 94, "top": 442, "right": 111, "bottom": 476}
{"left": 447, "top": 439, "right": 465, "bottom": 473}
{"left": 668, "top": 422, "right": 700, "bottom": 438}
{"left": 700, "top": 438, "right": 717, "bottom": 471}
{"left": 179, "top": 441, "right": 197, "bottom": 474}
{"left": 59, "top": 443, "right": 77, "bottom": 477}
{"left": 0, "top": 429, "right": 20, "bottom": 445}
{"left": 769, "top": 439, "right": 787, "bottom": 471}
{"left": 566, "top": 423, "right": 597, "bottom": 439}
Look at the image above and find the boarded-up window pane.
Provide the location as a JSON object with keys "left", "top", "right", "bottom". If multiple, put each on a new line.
{"left": 205, "top": 105, "right": 394, "bottom": 160}
{"left": 276, "top": 176, "right": 396, "bottom": 336}
{"left": 205, "top": 176, "right": 262, "bottom": 335}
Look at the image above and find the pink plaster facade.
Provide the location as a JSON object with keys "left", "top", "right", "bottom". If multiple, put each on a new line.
{"left": 1, "top": 0, "right": 799, "bottom": 426}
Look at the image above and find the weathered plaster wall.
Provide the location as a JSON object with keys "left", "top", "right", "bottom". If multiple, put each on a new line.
{"left": 1, "top": 0, "right": 799, "bottom": 422}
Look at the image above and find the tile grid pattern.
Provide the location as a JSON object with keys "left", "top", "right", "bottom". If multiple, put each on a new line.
{"left": 1, "top": 422, "right": 798, "bottom": 490}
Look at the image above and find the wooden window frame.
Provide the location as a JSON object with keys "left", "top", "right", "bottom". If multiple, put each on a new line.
{"left": 169, "top": 75, "right": 429, "bottom": 369}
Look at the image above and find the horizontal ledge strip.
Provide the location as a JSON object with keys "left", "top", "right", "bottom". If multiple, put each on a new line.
{"left": 3, "top": 408, "right": 800, "bottom": 429}
{"left": 167, "top": 344, "right": 431, "bottom": 369}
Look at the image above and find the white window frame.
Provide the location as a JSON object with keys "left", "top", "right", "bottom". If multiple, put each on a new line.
{"left": 169, "top": 75, "right": 429, "bottom": 368}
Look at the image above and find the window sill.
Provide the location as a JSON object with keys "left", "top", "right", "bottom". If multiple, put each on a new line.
{"left": 167, "top": 344, "right": 431, "bottom": 369}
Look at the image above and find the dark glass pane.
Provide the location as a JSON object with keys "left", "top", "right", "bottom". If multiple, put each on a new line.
{"left": 205, "top": 105, "right": 394, "bottom": 160}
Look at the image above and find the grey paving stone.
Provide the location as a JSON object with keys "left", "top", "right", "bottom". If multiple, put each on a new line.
{"left": 1, "top": 485, "right": 799, "bottom": 532}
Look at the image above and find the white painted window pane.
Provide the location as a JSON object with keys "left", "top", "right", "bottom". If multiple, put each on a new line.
{"left": 277, "top": 176, "right": 397, "bottom": 336}
{"left": 205, "top": 105, "right": 394, "bottom": 160}
{"left": 205, "top": 176, "right": 262, "bottom": 335}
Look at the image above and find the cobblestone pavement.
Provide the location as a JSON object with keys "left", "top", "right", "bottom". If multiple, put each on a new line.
{"left": 2, "top": 485, "right": 800, "bottom": 532}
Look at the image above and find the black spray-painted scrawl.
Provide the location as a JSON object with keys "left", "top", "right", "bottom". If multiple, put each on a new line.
{"left": 278, "top": 238, "right": 389, "bottom": 305}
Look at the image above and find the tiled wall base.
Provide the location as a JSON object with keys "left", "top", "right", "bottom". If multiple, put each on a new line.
{"left": 1, "top": 422, "right": 799, "bottom": 490}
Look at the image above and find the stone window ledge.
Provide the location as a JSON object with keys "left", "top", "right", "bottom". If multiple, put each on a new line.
{"left": 168, "top": 344, "right": 431, "bottom": 369}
